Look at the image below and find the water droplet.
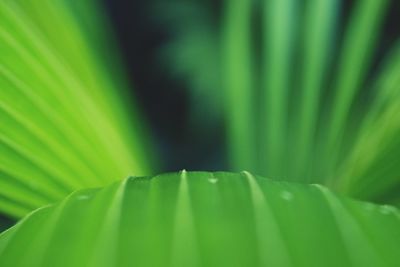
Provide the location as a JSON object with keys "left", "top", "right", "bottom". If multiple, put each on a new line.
{"left": 77, "top": 195, "right": 90, "bottom": 200}
{"left": 380, "top": 205, "right": 395, "bottom": 215}
{"left": 208, "top": 178, "right": 218, "bottom": 184}
{"left": 280, "top": 190, "right": 293, "bottom": 201}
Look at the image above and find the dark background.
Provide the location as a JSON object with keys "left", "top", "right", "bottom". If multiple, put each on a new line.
{"left": 103, "top": 0, "right": 399, "bottom": 173}
{"left": 104, "top": 0, "right": 227, "bottom": 174}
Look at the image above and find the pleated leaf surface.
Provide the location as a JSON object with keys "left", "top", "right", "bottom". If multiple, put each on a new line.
{"left": 0, "top": 0, "right": 153, "bottom": 217}
{"left": 0, "top": 171, "right": 399, "bottom": 267}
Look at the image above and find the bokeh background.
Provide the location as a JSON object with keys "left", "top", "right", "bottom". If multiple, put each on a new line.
{"left": 1, "top": 0, "right": 399, "bottom": 230}
{"left": 103, "top": 0, "right": 399, "bottom": 172}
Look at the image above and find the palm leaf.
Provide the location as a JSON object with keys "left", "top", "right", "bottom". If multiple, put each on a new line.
{"left": 337, "top": 43, "right": 400, "bottom": 203}
{"left": 158, "top": 0, "right": 400, "bottom": 202}
{"left": 0, "top": 171, "right": 399, "bottom": 266}
{"left": 0, "top": 0, "right": 154, "bottom": 217}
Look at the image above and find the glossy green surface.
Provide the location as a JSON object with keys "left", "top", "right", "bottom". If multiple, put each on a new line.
{"left": 1, "top": 171, "right": 399, "bottom": 267}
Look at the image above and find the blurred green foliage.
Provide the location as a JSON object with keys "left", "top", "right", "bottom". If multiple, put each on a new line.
{"left": 0, "top": 0, "right": 400, "bottom": 266}
{"left": 0, "top": 0, "right": 155, "bottom": 218}
{"left": 159, "top": 0, "right": 400, "bottom": 204}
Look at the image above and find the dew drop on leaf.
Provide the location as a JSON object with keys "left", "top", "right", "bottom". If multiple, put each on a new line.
{"left": 280, "top": 190, "right": 293, "bottom": 201}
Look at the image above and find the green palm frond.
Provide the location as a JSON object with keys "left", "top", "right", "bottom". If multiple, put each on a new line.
{"left": 337, "top": 43, "right": 400, "bottom": 203}
{"left": 1, "top": 172, "right": 400, "bottom": 267}
{"left": 0, "top": 1, "right": 400, "bottom": 265}
{"left": 159, "top": 0, "right": 400, "bottom": 202}
{"left": 0, "top": 0, "right": 154, "bottom": 217}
